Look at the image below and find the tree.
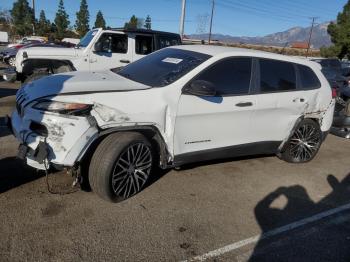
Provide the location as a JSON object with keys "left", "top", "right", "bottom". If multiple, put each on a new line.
{"left": 75, "top": 0, "right": 90, "bottom": 37}
{"left": 144, "top": 15, "right": 151, "bottom": 30}
{"left": 36, "top": 10, "right": 51, "bottom": 36}
{"left": 124, "top": 15, "right": 144, "bottom": 29}
{"left": 54, "top": 0, "right": 70, "bottom": 39}
{"left": 48, "top": 22, "right": 57, "bottom": 41}
{"left": 10, "top": 0, "right": 34, "bottom": 36}
{"left": 124, "top": 15, "right": 138, "bottom": 29}
{"left": 94, "top": 10, "right": 106, "bottom": 29}
{"left": 320, "top": 45, "right": 341, "bottom": 58}
{"left": 324, "top": 1, "right": 350, "bottom": 59}
{"left": 0, "top": 9, "right": 13, "bottom": 34}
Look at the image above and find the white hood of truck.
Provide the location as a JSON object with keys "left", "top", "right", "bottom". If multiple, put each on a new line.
{"left": 21, "top": 46, "right": 78, "bottom": 57}
{"left": 19, "top": 70, "right": 150, "bottom": 103}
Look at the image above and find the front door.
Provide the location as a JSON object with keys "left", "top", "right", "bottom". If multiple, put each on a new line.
{"left": 89, "top": 32, "right": 132, "bottom": 71}
{"left": 174, "top": 57, "right": 256, "bottom": 157}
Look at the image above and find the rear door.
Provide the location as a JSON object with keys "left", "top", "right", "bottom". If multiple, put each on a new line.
{"left": 89, "top": 32, "right": 132, "bottom": 71}
{"left": 174, "top": 57, "right": 257, "bottom": 156}
{"left": 131, "top": 34, "right": 154, "bottom": 62}
{"left": 252, "top": 58, "right": 319, "bottom": 142}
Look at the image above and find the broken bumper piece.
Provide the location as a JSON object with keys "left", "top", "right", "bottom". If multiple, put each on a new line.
{"left": 10, "top": 109, "right": 99, "bottom": 170}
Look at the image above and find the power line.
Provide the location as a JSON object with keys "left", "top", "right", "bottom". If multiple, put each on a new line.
{"left": 306, "top": 17, "right": 318, "bottom": 57}
{"left": 215, "top": 1, "right": 308, "bottom": 24}
{"left": 219, "top": 0, "right": 309, "bottom": 20}
{"left": 251, "top": 0, "right": 334, "bottom": 19}
{"left": 217, "top": 0, "right": 312, "bottom": 23}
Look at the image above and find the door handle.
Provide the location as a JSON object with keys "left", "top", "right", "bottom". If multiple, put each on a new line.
{"left": 293, "top": 98, "right": 306, "bottom": 103}
{"left": 120, "top": 59, "right": 130, "bottom": 64}
{"left": 89, "top": 58, "right": 97, "bottom": 63}
{"left": 235, "top": 102, "right": 253, "bottom": 107}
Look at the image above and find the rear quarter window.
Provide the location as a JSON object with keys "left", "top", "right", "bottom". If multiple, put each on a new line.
{"left": 259, "top": 59, "right": 296, "bottom": 93}
{"left": 298, "top": 65, "right": 321, "bottom": 90}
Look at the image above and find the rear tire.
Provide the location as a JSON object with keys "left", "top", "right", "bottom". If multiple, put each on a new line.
{"left": 89, "top": 132, "right": 153, "bottom": 202}
{"left": 281, "top": 119, "right": 322, "bottom": 163}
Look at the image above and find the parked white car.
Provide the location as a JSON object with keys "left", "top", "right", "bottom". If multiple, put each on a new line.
{"left": 4, "top": 28, "right": 181, "bottom": 82}
{"left": 8, "top": 45, "right": 335, "bottom": 202}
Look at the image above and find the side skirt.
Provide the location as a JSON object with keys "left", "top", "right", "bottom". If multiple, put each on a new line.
{"left": 173, "top": 141, "right": 282, "bottom": 166}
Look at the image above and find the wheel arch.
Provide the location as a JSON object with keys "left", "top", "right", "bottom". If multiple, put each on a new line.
{"left": 21, "top": 58, "right": 76, "bottom": 80}
{"left": 79, "top": 125, "right": 172, "bottom": 171}
{"left": 278, "top": 116, "right": 322, "bottom": 154}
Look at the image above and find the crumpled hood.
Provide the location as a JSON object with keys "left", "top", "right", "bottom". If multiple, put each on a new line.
{"left": 19, "top": 70, "right": 150, "bottom": 103}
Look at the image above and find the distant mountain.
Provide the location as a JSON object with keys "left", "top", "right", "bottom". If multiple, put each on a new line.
{"left": 188, "top": 22, "right": 332, "bottom": 48}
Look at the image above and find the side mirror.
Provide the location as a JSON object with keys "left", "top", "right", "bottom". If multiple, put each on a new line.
{"left": 184, "top": 80, "right": 216, "bottom": 97}
{"left": 93, "top": 41, "right": 102, "bottom": 52}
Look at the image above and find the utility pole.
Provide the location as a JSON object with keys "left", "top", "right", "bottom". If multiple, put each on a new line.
{"left": 208, "top": 0, "right": 215, "bottom": 45}
{"left": 32, "top": 0, "right": 36, "bottom": 35}
{"left": 306, "top": 17, "right": 318, "bottom": 57}
{"left": 179, "top": 0, "right": 186, "bottom": 40}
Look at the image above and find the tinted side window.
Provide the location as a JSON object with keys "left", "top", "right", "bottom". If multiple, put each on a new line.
{"left": 194, "top": 57, "right": 252, "bottom": 95}
{"left": 259, "top": 59, "right": 296, "bottom": 92}
{"left": 158, "top": 35, "right": 181, "bottom": 49}
{"left": 98, "top": 34, "right": 128, "bottom": 53}
{"left": 135, "top": 35, "right": 153, "bottom": 55}
{"left": 298, "top": 65, "right": 321, "bottom": 89}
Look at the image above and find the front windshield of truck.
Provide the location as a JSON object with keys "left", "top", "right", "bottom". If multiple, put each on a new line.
{"left": 114, "top": 48, "right": 211, "bottom": 87}
{"left": 76, "top": 29, "right": 98, "bottom": 48}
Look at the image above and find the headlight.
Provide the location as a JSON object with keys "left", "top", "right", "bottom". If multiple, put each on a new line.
{"left": 33, "top": 100, "right": 92, "bottom": 116}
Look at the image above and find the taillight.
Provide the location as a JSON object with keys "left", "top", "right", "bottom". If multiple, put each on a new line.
{"left": 332, "top": 88, "right": 337, "bottom": 98}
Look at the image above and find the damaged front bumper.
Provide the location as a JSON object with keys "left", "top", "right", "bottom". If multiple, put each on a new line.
{"left": 10, "top": 109, "right": 99, "bottom": 170}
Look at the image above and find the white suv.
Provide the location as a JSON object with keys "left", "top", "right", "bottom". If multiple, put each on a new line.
{"left": 9, "top": 45, "right": 335, "bottom": 202}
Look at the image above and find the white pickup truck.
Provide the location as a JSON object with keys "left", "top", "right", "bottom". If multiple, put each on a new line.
{"left": 4, "top": 28, "right": 181, "bottom": 82}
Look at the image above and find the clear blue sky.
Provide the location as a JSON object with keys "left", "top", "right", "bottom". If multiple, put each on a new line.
{"left": 1, "top": 0, "right": 347, "bottom": 36}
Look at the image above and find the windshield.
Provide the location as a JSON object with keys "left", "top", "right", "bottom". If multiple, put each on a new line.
{"left": 115, "top": 48, "right": 211, "bottom": 87}
{"left": 77, "top": 29, "right": 98, "bottom": 48}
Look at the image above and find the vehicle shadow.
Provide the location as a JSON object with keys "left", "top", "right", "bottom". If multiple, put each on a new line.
{"left": 0, "top": 157, "right": 43, "bottom": 193}
{"left": 0, "top": 88, "right": 17, "bottom": 98}
{"left": 249, "top": 173, "right": 350, "bottom": 261}
{"left": 177, "top": 153, "right": 274, "bottom": 171}
{"left": 0, "top": 117, "right": 11, "bottom": 137}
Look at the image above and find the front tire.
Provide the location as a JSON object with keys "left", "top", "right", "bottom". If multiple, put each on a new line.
{"left": 89, "top": 132, "right": 153, "bottom": 202}
{"left": 281, "top": 119, "right": 322, "bottom": 163}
